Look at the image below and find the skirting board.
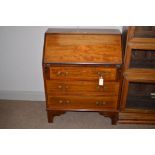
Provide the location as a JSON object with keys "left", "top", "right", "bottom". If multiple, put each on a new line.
{"left": 0, "top": 91, "right": 45, "bottom": 101}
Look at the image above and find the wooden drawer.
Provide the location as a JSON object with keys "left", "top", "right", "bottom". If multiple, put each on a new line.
{"left": 47, "top": 96, "right": 118, "bottom": 110}
{"left": 46, "top": 80, "right": 119, "bottom": 96}
{"left": 48, "top": 66, "right": 117, "bottom": 81}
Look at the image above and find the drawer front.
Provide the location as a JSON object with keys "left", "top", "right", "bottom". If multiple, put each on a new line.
{"left": 47, "top": 96, "right": 118, "bottom": 110}
{"left": 49, "top": 66, "right": 117, "bottom": 81}
{"left": 46, "top": 80, "right": 119, "bottom": 96}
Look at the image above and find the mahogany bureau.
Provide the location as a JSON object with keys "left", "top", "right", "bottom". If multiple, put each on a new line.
{"left": 42, "top": 28, "right": 122, "bottom": 124}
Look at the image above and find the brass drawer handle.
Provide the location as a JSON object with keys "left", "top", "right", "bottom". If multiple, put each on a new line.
{"left": 97, "top": 71, "right": 109, "bottom": 76}
{"left": 97, "top": 86, "right": 108, "bottom": 90}
{"left": 59, "top": 100, "right": 63, "bottom": 104}
{"left": 58, "top": 100, "right": 70, "bottom": 104}
{"left": 97, "top": 86, "right": 100, "bottom": 89}
{"left": 96, "top": 101, "right": 99, "bottom": 105}
{"left": 57, "top": 71, "right": 68, "bottom": 76}
{"left": 57, "top": 71, "right": 62, "bottom": 76}
{"left": 58, "top": 85, "right": 63, "bottom": 89}
{"left": 102, "top": 102, "right": 106, "bottom": 105}
{"left": 66, "top": 100, "right": 70, "bottom": 104}
{"left": 58, "top": 85, "right": 69, "bottom": 90}
{"left": 96, "top": 101, "right": 106, "bottom": 105}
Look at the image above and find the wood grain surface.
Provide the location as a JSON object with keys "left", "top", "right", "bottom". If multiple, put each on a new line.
{"left": 44, "top": 34, "right": 122, "bottom": 64}
{"left": 47, "top": 96, "right": 118, "bottom": 111}
{"left": 46, "top": 80, "right": 119, "bottom": 96}
{"left": 49, "top": 66, "right": 117, "bottom": 81}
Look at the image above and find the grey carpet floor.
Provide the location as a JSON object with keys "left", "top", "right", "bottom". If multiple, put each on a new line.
{"left": 0, "top": 100, "right": 155, "bottom": 129}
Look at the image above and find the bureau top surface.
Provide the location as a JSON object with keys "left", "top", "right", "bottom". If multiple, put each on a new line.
{"left": 43, "top": 28, "right": 122, "bottom": 64}
{"left": 46, "top": 28, "right": 121, "bottom": 35}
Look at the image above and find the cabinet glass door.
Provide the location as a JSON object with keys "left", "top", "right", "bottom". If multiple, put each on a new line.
{"left": 126, "top": 82, "right": 155, "bottom": 110}
{"left": 134, "top": 26, "right": 155, "bottom": 38}
{"left": 130, "top": 49, "right": 155, "bottom": 69}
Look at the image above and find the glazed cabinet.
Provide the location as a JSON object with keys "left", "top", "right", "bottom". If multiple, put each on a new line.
{"left": 119, "top": 26, "right": 155, "bottom": 124}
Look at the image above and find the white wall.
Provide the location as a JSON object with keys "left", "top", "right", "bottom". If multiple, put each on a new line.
{"left": 0, "top": 26, "right": 122, "bottom": 101}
